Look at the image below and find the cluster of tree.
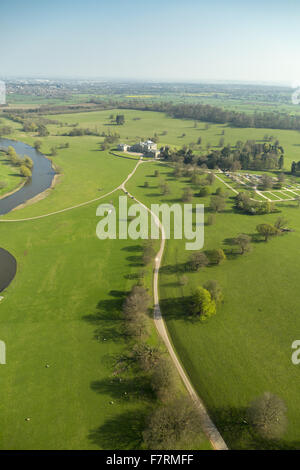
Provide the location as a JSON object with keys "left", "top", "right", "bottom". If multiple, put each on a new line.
{"left": 37, "top": 124, "right": 50, "bottom": 136}
{"left": 115, "top": 114, "right": 125, "bottom": 125}
{"left": 100, "top": 131, "right": 120, "bottom": 150}
{"left": 122, "top": 284, "right": 150, "bottom": 338}
{"left": 256, "top": 217, "right": 289, "bottom": 241}
{"left": 143, "top": 397, "right": 203, "bottom": 449}
{"left": 291, "top": 161, "right": 300, "bottom": 175}
{"left": 6, "top": 96, "right": 300, "bottom": 132}
{"left": 235, "top": 192, "right": 277, "bottom": 215}
{"left": 6, "top": 146, "right": 33, "bottom": 179}
{"left": 0, "top": 125, "right": 12, "bottom": 136}
{"left": 161, "top": 140, "right": 285, "bottom": 172}
{"left": 189, "top": 249, "right": 226, "bottom": 272}
{"left": 63, "top": 127, "right": 99, "bottom": 137}
{"left": 203, "top": 141, "right": 284, "bottom": 171}
{"left": 112, "top": 100, "right": 300, "bottom": 131}
{"left": 4, "top": 114, "right": 58, "bottom": 137}
{"left": 121, "top": 287, "right": 206, "bottom": 449}
{"left": 186, "top": 250, "right": 225, "bottom": 322}
{"left": 142, "top": 240, "right": 156, "bottom": 265}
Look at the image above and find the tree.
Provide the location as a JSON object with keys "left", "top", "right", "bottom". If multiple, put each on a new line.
{"left": 37, "top": 124, "right": 49, "bottom": 137}
{"left": 209, "top": 195, "right": 226, "bottom": 213}
{"left": 206, "top": 173, "right": 215, "bottom": 185}
{"left": 123, "top": 285, "right": 150, "bottom": 318}
{"left": 160, "top": 182, "right": 170, "bottom": 196}
{"left": 291, "top": 161, "right": 297, "bottom": 174}
{"left": 124, "top": 312, "right": 149, "bottom": 338}
{"left": 234, "top": 233, "right": 252, "bottom": 254}
{"left": 274, "top": 217, "right": 288, "bottom": 230}
{"left": 247, "top": 392, "right": 287, "bottom": 439}
{"left": 151, "top": 358, "right": 177, "bottom": 401}
{"left": 261, "top": 174, "right": 273, "bottom": 190}
{"left": 278, "top": 155, "right": 284, "bottom": 170}
{"left": 189, "top": 252, "right": 209, "bottom": 271}
{"left": 182, "top": 187, "right": 193, "bottom": 203}
{"left": 24, "top": 156, "right": 33, "bottom": 170}
{"left": 190, "top": 287, "right": 216, "bottom": 320}
{"left": 191, "top": 172, "right": 200, "bottom": 185}
{"left": 132, "top": 343, "right": 161, "bottom": 372}
{"left": 116, "top": 114, "right": 125, "bottom": 125}
{"left": 34, "top": 140, "right": 42, "bottom": 151}
{"left": 198, "top": 186, "right": 209, "bottom": 197}
{"left": 7, "top": 147, "right": 22, "bottom": 166}
{"left": 123, "top": 285, "right": 150, "bottom": 338}
{"left": 20, "top": 165, "right": 32, "bottom": 178}
{"left": 154, "top": 170, "right": 160, "bottom": 177}
{"left": 143, "top": 241, "right": 155, "bottom": 265}
{"left": 51, "top": 146, "right": 57, "bottom": 156}
{"left": 144, "top": 181, "right": 149, "bottom": 188}
{"left": 209, "top": 248, "right": 226, "bottom": 265}
{"left": 203, "top": 280, "right": 223, "bottom": 303}
{"left": 256, "top": 223, "right": 278, "bottom": 242}
{"left": 143, "top": 398, "right": 203, "bottom": 450}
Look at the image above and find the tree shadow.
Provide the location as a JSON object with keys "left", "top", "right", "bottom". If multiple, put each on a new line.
{"left": 82, "top": 296, "right": 125, "bottom": 342}
{"left": 160, "top": 262, "right": 189, "bottom": 275}
{"left": 121, "top": 245, "right": 143, "bottom": 252}
{"left": 88, "top": 409, "right": 149, "bottom": 449}
{"left": 160, "top": 295, "right": 195, "bottom": 322}
{"left": 91, "top": 375, "right": 154, "bottom": 402}
{"left": 126, "top": 255, "right": 144, "bottom": 267}
{"left": 211, "top": 405, "right": 300, "bottom": 450}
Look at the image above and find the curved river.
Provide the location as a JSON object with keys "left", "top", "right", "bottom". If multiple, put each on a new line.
{"left": 0, "top": 139, "right": 55, "bottom": 292}
{"left": 0, "top": 139, "right": 56, "bottom": 215}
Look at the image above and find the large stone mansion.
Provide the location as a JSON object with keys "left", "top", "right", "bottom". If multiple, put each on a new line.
{"left": 118, "top": 140, "right": 160, "bottom": 158}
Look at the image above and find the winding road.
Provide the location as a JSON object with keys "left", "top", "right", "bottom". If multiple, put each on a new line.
{"left": 121, "top": 162, "right": 228, "bottom": 451}
{"left": 0, "top": 155, "right": 228, "bottom": 450}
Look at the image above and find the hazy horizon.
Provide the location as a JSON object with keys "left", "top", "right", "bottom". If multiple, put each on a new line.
{"left": 1, "top": 0, "right": 300, "bottom": 86}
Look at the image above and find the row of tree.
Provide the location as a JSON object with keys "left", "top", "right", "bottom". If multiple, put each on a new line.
{"left": 115, "top": 100, "right": 300, "bottom": 131}
{"left": 6, "top": 146, "right": 33, "bottom": 179}
{"left": 121, "top": 281, "right": 206, "bottom": 449}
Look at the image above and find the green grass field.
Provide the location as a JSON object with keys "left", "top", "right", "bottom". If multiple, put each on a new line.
{"left": 0, "top": 116, "right": 211, "bottom": 450}
{"left": 126, "top": 159, "right": 300, "bottom": 449}
{"left": 1, "top": 107, "right": 300, "bottom": 449}
{"left": 0, "top": 152, "right": 24, "bottom": 197}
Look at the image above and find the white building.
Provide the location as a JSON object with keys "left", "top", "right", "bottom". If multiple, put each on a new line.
{"left": 118, "top": 143, "right": 130, "bottom": 152}
{"left": 118, "top": 140, "right": 160, "bottom": 158}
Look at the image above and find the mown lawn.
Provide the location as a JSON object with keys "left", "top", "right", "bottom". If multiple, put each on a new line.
{"left": 127, "top": 160, "right": 300, "bottom": 449}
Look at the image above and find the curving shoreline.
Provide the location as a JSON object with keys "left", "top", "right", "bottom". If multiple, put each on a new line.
{"left": 0, "top": 139, "right": 56, "bottom": 215}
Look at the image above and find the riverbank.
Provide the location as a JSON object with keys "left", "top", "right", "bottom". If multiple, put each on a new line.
{"left": 0, "top": 139, "right": 56, "bottom": 215}
{"left": 11, "top": 171, "right": 61, "bottom": 212}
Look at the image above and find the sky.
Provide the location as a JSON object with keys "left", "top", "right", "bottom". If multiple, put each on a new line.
{"left": 1, "top": 0, "right": 300, "bottom": 84}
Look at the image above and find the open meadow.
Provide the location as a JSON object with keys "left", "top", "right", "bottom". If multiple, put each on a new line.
{"left": 1, "top": 107, "right": 300, "bottom": 449}
{"left": 126, "top": 150, "right": 300, "bottom": 450}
